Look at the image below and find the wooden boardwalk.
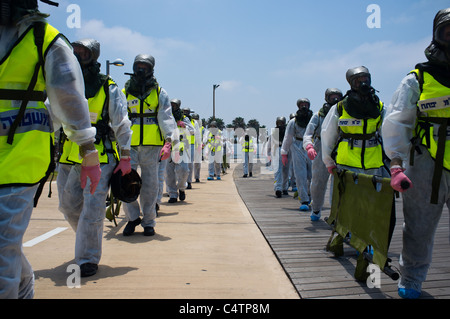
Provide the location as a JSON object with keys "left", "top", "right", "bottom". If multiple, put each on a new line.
{"left": 233, "top": 162, "right": 450, "bottom": 299}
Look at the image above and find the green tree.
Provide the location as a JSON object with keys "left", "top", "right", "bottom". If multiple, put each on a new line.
{"left": 247, "top": 119, "right": 260, "bottom": 132}
{"left": 205, "top": 116, "right": 225, "bottom": 130}
{"left": 231, "top": 117, "right": 246, "bottom": 129}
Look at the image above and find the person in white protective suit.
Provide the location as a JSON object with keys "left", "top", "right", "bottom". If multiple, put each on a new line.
{"left": 381, "top": 8, "right": 450, "bottom": 299}
{"left": 267, "top": 117, "right": 289, "bottom": 198}
{"left": 0, "top": 0, "right": 101, "bottom": 298}
{"left": 281, "top": 99, "right": 313, "bottom": 211}
{"left": 203, "top": 121, "right": 223, "bottom": 180}
{"left": 321, "top": 66, "right": 388, "bottom": 178}
{"left": 303, "top": 88, "right": 343, "bottom": 221}
{"left": 122, "top": 54, "right": 177, "bottom": 236}
{"left": 240, "top": 129, "right": 257, "bottom": 178}
{"left": 190, "top": 113, "right": 203, "bottom": 182}
{"left": 166, "top": 99, "right": 194, "bottom": 203}
{"left": 321, "top": 66, "right": 389, "bottom": 263}
{"left": 56, "top": 38, "right": 132, "bottom": 278}
{"left": 288, "top": 112, "right": 297, "bottom": 191}
{"left": 182, "top": 107, "right": 194, "bottom": 189}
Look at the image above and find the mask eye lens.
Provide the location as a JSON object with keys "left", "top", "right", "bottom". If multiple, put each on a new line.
{"left": 353, "top": 76, "right": 370, "bottom": 89}
{"left": 437, "top": 23, "right": 450, "bottom": 45}
{"left": 73, "top": 46, "right": 92, "bottom": 65}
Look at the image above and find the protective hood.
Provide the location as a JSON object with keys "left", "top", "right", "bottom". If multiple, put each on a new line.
{"left": 425, "top": 8, "right": 450, "bottom": 67}
{"left": 0, "top": 0, "right": 57, "bottom": 26}
{"left": 71, "top": 39, "right": 105, "bottom": 98}
{"left": 124, "top": 54, "right": 158, "bottom": 97}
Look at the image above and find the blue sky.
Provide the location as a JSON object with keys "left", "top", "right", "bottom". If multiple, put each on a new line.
{"left": 42, "top": 0, "right": 449, "bottom": 128}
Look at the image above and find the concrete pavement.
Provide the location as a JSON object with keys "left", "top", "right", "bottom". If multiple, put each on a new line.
{"left": 23, "top": 162, "right": 299, "bottom": 299}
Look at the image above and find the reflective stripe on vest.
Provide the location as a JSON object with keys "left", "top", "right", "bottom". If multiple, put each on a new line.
{"left": 335, "top": 100, "right": 384, "bottom": 170}
{"left": 60, "top": 78, "right": 118, "bottom": 164}
{"left": 0, "top": 23, "right": 60, "bottom": 187}
{"left": 124, "top": 87, "right": 163, "bottom": 146}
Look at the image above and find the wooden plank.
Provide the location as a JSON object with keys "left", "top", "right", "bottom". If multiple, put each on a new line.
{"left": 234, "top": 162, "right": 450, "bottom": 299}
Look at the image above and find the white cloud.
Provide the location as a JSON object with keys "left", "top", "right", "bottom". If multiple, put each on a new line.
{"left": 275, "top": 36, "right": 430, "bottom": 79}
{"left": 75, "top": 19, "right": 195, "bottom": 58}
{"left": 218, "top": 80, "right": 241, "bottom": 91}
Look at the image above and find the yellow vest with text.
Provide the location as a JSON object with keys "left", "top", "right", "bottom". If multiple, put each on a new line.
{"left": 412, "top": 69, "right": 450, "bottom": 171}
{"left": 335, "top": 100, "right": 384, "bottom": 170}
{"left": 124, "top": 87, "right": 163, "bottom": 146}
{"left": 242, "top": 137, "right": 254, "bottom": 152}
{"left": 207, "top": 130, "right": 222, "bottom": 152}
{"left": 0, "top": 23, "right": 61, "bottom": 187}
{"left": 59, "top": 78, "right": 118, "bottom": 164}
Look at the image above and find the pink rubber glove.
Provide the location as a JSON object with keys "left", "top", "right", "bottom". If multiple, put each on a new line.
{"left": 390, "top": 167, "right": 413, "bottom": 192}
{"left": 177, "top": 121, "right": 186, "bottom": 128}
{"left": 327, "top": 165, "right": 337, "bottom": 174}
{"left": 306, "top": 144, "right": 317, "bottom": 160}
{"left": 81, "top": 151, "right": 101, "bottom": 194}
{"left": 113, "top": 157, "right": 132, "bottom": 176}
{"left": 282, "top": 154, "right": 288, "bottom": 166}
{"left": 159, "top": 142, "right": 171, "bottom": 161}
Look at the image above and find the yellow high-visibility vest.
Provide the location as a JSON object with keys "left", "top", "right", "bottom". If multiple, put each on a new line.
{"left": 189, "top": 119, "right": 196, "bottom": 145}
{"left": 0, "top": 22, "right": 61, "bottom": 186}
{"left": 412, "top": 69, "right": 450, "bottom": 170}
{"left": 60, "top": 78, "right": 118, "bottom": 164}
{"left": 207, "top": 131, "right": 222, "bottom": 152}
{"left": 335, "top": 99, "right": 384, "bottom": 170}
{"left": 242, "top": 137, "right": 254, "bottom": 152}
{"left": 411, "top": 68, "right": 450, "bottom": 203}
{"left": 124, "top": 87, "right": 163, "bottom": 146}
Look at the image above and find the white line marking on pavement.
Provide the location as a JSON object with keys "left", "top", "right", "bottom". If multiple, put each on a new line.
{"left": 23, "top": 227, "right": 68, "bottom": 247}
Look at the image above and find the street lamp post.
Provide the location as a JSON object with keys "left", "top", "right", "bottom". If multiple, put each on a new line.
{"left": 213, "top": 84, "right": 220, "bottom": 120}
{"left": 106, "top": 58, "right": 125, "bottom": 75}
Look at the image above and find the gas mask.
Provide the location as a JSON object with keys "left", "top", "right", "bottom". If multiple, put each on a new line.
{"left": 321, "top": 103, "right": 331, "bottom": 115}
{"left": 295, "top": 107, "right": 312, "bottom": 128}
{"left": 171, "top": 99, "right": 183, "bottom": 121}
{"left": 72, "top": 39, "right": 103, "bottom": 98}
{"left": 425, "top": 9, "right": 450, "bottom": 66}
{"left": 322, "top": 88, "right": 343, "bottom": 116}
{"left": 134, "top": 66, "right": 153, "bottom": 82}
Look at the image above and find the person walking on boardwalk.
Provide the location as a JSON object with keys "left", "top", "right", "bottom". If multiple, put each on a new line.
{"left": 240, "top": 129, "right": 257, "bottom": 178}
{"left": 57, "top": 38, "right": 133, "bottom": 277}
{"left": 204, "top": 121, "right": 223, "bottom": 180}
{"left": 381, "top": 8, "right": 450, "bottom": 299}
{"left": 166, "top": 99, "right": 194, "bottom": 203}
{"left": 303, "top": 88, "right": 343, "bottom": 221}
{"left": 281, "top": 99, "right": 313, "bottom": 211}
{"left": 267, "top": 117, "right": 289, "bottom": 197}
{"left": 321, "top": 66, "right": 387, "bottom": 178}
{"left": 122, "top": 54, "right": 177, "bottom": 236}
{"left": 0, "top": 1, "right": 101, "bottom": 298}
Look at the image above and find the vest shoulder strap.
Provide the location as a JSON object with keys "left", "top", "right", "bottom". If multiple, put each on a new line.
{"left": 7, "top": 21, "right": 46, "bottom": 145}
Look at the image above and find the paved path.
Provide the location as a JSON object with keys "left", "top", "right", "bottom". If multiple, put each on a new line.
{"left": 24, "top": 163, "right": 299, "bottom": 299}
{"left": 22, "top": 160, "right": 450, "bottom": 300}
